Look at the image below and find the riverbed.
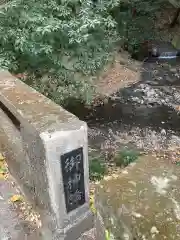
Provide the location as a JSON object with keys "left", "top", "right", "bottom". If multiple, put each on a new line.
{"left": 79, "top": 57, "right": 180, "bottom": 164}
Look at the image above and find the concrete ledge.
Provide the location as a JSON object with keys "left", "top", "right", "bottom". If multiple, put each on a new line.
{"left": 95, "top": 156, "right": 180, "bottom": 240}
{"left": 0, "top": 70, "right": 77, "bottom": 132}
{"left": 0, "top": 70, "right": 92, "bottom": 239}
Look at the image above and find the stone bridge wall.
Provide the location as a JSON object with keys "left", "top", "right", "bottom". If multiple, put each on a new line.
{"left": 0, "top": 70, "right": 93, "bottom": 240}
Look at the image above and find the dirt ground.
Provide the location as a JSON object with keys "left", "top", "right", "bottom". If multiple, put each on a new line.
{"left": 95, "top": 52, "right": 141, "bottom": 97}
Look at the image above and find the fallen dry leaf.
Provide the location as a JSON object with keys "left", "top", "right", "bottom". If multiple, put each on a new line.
{"left": 0, "top": 166, "right": 7, "bottom": 174}
{"left": 0, "top": 173, "right": 6, "bottom": 180}
{"left": 0, "top": 154, "right": 8, "bottom": 179}
{"left": 0, "top": 153, "right": 4, "bottom": 161}
{"left": 10, "top": 194, "right": 23, "bottom": 203}
{"left": 175, "top": 106, "right": 180, "bottom": 111}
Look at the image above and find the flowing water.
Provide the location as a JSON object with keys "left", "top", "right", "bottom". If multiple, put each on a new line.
{"left": 71, "top": 56, "right": 180, "bottom": 159}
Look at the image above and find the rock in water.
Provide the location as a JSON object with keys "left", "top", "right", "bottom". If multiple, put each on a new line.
{"left": 95, "top": 155, "right": 180, "bottom": 240}
{"left": 152, "top": 41, "right": 178, "bottom": 58}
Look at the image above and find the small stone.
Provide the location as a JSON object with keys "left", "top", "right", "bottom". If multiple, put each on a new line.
{"left": 0, "top": 153, "right": 4, "bottom": 161}
{"left": 161, "top": 129, "right": 166, "bottom": 135}
{"left": 170, "top": 68, "right": 177, "bottom": 73}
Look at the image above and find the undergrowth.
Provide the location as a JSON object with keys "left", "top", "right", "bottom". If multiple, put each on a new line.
{"left": 0, "top": 0, "right": 171, "bottom": 105}
{"left": 114, "top": 148, "right": 140, "bottom": 167}
{"left": 89, "top": 156, "right": 107, "bottom": 181}
{"left": 0, "top": 0, "right": 120, "bottom": 106}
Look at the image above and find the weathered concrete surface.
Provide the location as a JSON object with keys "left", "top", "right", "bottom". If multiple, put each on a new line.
{"left": 95, "top": 156, "right": 180, "bottom": 240}
{"left": 78, "top": 228, "right": 96, "bottom": 240}
{"left": 0, "top": 176, "right": 41, "bottom": 240}
{"left": 0, "top": 70, "right": 93, "bottom": 240}
{"left": 0, "top": 70, "right": 77, "bottom": 132}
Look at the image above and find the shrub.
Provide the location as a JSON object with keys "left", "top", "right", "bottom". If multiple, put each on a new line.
{"left": 0, "top": 0, "right": 120, "bottom": 106}
{"left": 0, "top": 0, "right": 168, "bottom": 106}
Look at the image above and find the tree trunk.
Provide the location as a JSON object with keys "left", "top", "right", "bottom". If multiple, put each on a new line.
{"left": 170, "top": 8, "right": 180, "bottom": 28}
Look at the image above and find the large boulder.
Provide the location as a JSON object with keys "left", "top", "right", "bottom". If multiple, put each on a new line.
{"left": 95, "top": 155, "right": 180, "bottom": 240}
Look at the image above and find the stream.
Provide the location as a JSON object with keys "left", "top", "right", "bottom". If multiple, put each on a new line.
{"left": 72, "top": 56, "right": 180, "bottom": 162}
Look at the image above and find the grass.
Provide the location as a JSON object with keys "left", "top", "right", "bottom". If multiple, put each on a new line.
{"left": 89, "top": 156, "right": 107, "bottom": 181}
{"left": 114, "top": 148, "right": 140, "bottom": 167}
{"left": 89, "top": 148, "right": 140, "bottom": 181}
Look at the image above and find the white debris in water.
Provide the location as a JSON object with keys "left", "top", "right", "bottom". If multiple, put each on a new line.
{"left": 170, "top": 175, "right": 178, "bottom": 181}
{"left": 110, "top": 217, "right": 115, "bottom": 225}
{"left": 150, "top": 226, "right": 159, "bottom": 235}
{"left": 150, "top": 176, "right": 171, "bottom": 195}
{"left": 123, "top": 233, "right": 130, "bottom": 240}
{"left": 128, "top": 181, "right": 136, "bottom": 187}
{"left": 130, "top": 162, "right": 136, "bottom": 167}
{"left": 103, "top": 176, "right": 112, "bottom": 181}
{"left": 160, "top": 129, "right": 166, "bottom": 135}
{"left": 142, "top": 235, "right": 147, "bottom": 240}
{"left": 132, "top": 211, "right": 142, "bottom": 218}
{"left": 171, "top": 198, "right": 180, "bottom": 220}
{"left": 122, "top": 170, "right": 128, "bottom": 174}
{"left": 151, "top": 174, "right": 178, "bottom": 195}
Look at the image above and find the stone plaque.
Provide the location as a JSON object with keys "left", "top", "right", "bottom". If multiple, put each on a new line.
{"left": 61, "top": 147, "right": 85, "bottom": 213}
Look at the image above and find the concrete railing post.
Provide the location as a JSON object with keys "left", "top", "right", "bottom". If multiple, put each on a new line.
{"left": 0, "top": 71, "right": 93, "bottom": 240}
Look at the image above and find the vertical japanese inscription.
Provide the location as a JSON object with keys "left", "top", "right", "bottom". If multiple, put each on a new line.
{"left": 61, "top": 147, "right": 85, "bottom": 213}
